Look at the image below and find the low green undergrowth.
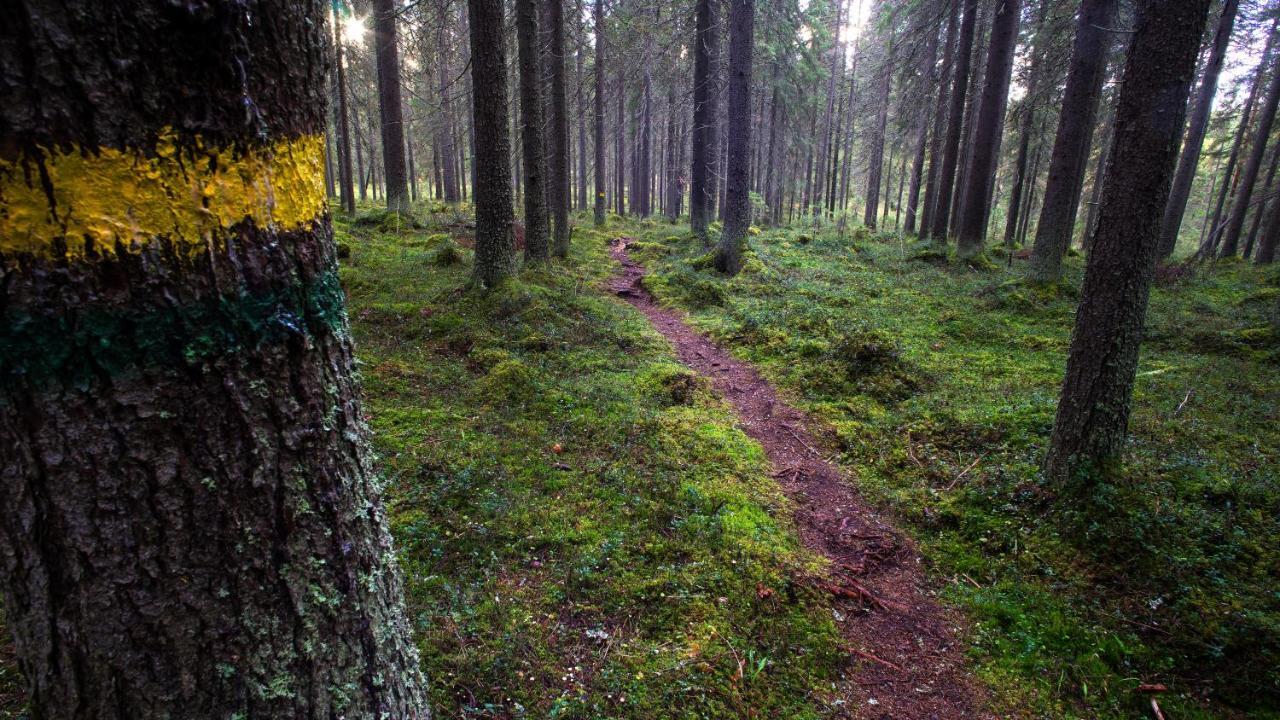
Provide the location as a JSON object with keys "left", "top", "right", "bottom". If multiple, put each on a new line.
{"left": 635, "top": 223, "right": 1279, "bottom": 719}
{"left": 338, "top": 208, "right": 847, "bottom": 718}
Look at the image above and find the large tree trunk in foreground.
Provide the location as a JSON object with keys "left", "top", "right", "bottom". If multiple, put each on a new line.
{"left": 927, "top": 0, "right": 977, "bottom": 244}
{"left": 1025, "top": 0, "right": 1117, "bottom": 280}
{"left": 594, "top": 0, "right": 607, "bottom": 226}
{"left": 516, "top": 0, "right": 551, "bottom": 261}
{"left": 1045, "top": 0, "right": 1212, "bottom": 487}
{"left": 548, "top": 0, "right": 572, "bottom": 257}
{"left": 714, "top": 0, "right": 755, "bottom": 275}
{"left": 0, "top": 1, "right": 429, "bottom": 717}
{"left": 469, "top": 0, "right": 518, "bottom": 285}
{"left": 1219, "top": 39, "right": 1280, "bottom": 258}
{"left": 690, "top": 0, "right": 721, "bottom": 241}
{"left": 373, "top": 0, "right": 410, "bottom": 212}
{"left": 954, "top": 0, "right": 1020, "bottom": 259}
{"left": 1158, "top": 0, "right": 1239, "bottom": 258}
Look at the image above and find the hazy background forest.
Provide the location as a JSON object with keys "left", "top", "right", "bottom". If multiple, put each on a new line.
{"left": 1, "top": 0, "right": 1278, "bottom": 717}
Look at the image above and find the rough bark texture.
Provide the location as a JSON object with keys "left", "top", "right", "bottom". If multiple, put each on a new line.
{"left": 1044, "top": 0, "right": 1212, "bottom": 486}
{"left": 1219, "top": 48, "right": 1280, "bottom": 258}
{"left": 548, "top": 0, "right": 572, "bottom": 257}
{"left": 0, "top": 1, "right": 430, "bottom": 718}
{"left": 373, "top": 0, "right": 409, "bottom": 212}
{"left": 1024, "top": 0, "right": 1117, "bottom": 279}
{"left": 690, "top": 0, "right": 720, "bottom": 241}
{"left": 714, "top": 0, "right": 754, "bottom": 275}
{"left": 955, "top": 0, "right": 1020, "bottom": 259}
{"left": 593, "top": 0, "right": 607, "bottom": 226}
{"left": 516, "top": 0, "right": 551, "bottom": 262}
{"left": 1158, "top": 0, "right": 1239, "bottom": 258}
{"left": 468, "top": 0, "right": 517, "bottom": 286}
{"left": 927, "top": 0, "right": 977, "bottom": 243}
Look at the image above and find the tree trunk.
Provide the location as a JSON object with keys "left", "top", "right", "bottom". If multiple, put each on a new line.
{"left": 437, "top": 5, "right": 461, "bottom": 203}
{"left": 469, "top": 0, "right": 517, "bottom": 286}
{"left": 333, "top": 12, "right": 357, "bottom": 214}
{"left": 954, "top": 0, "right": 1020, "bottom": 259}
{"left": 690, "top": 0, "right": 720, "bottom": 241}
{"left": 373, "top": 0, "right": 409, "bottom": 212}
{"left": 1004, "top": 102, "right": 1034, "bottom": 250}
{"left": 516, "top": 0, "right": 551, "bottom": 262}
{"left": 616, "top": 71, "right": 626, "bottom": 216}
{"left": 1258, "top": 162, "right": 1280, "bottom": 263}
{"left": 575, "top": 0, "right": 589, "bottom": 211}
{"left": 594, "top": 0, "right": 608, "bottom": 226}
{"left": 864, "top": 24, "right": 894, "bottom": 230}
{"left": 904, "top": 13, "right": 939, "bottom": 235}
{"left": 0, "top": 1, "right": 431, "bottom": 717}
{"left": 1024, "top": 0, "right": 1117, "bottom": 279}
{"left": 714, "top": 0, "right": 755, "bottom": 275}
{"left": 1159, "top": 0, "right": 1240, "bottom": 257}
{"left": 1045, "top": 0, "right": 1212, "bottom": 486}
{"left": 548, "top": 0, "right": 572, "bottom": 256}
{"left": 1219, "top": 31, "right": 1280, "bottom": 257}
{"left": 926, "top": 0, "right": 977, "bottom": 243}
{"left": 1242, "top": 142, "right": 1280, "bottom": 259}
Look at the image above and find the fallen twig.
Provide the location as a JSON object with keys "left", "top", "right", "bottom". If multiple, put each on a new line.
{"left": 824, "top": 580, "right": 908, "bottom": 614}
{"left": 848, "top": 646, "right": 904, "bottom": 672}
{"left": 785, "top": 426, "right": 825, "bottom": 460}
{"left": 1173, "top": 388, "right": 1194, "bottom": 416}
{"left": 945, "top": 455, "right": 983, "bottom": 491}
{"left": 1150, "top": 698, "right": 1166, "bottom": 720}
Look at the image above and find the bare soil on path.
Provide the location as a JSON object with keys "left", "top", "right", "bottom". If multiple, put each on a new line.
{"left": 608, "top": 238, "right": 994, "bottom": 720}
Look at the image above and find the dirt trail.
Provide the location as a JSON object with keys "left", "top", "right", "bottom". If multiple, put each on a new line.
{"left": 608, "top": 238, "right": 992, "bottom": 719}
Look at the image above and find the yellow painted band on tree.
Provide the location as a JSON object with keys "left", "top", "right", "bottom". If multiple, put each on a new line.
{"left": 0, "top": 132, "right": 327, "bottom": 260}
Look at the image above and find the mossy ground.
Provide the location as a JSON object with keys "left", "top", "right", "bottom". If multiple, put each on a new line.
{"left": 633, "top": 221, "right": 1280, "bottom": 719}
{"left": 337, "top": 205, "right": 846, "bottom": 718}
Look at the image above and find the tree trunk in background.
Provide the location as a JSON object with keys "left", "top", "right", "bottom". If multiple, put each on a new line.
{"left": 1004, "top": 102, "right": 1035, "bottom": 250}
{"left": 1242, "top": 143, "right": 1280, "bottom": 259}
{"left": 0, "top": 1, "right": 430, "bottom": 716}
{"left": 954, "top": 0, "right": 1019, "bottom": 259}
{"left": 1159, "top": 0, "right": 1241, "bottom": 257}
{"left": 548, "top": 0, "right": 572, "bottom": 257}
{"left": 469, "top": 0, "right": 517, "bottom": 286}
{"left": 616, "top": 72, "right": 626, "bottom": 215}
{"left": 666, "top": 87, "right": 681, "bottom": 221}
{"left": 575, "top": 0, "right": 588, "bottom": 211}
{"left": 437, "top": 5, "right": 460, "bottom": 203}
{"left": 373, "top": 0, "right": 409, "bottom": 212}
{"left": 594, "top": 0, "right": 607, "bottom": 225}
{"left": 1258, "top": 167, "right": 1280, "bottom": 262}
{"left": 691, "top": 0, "right": 720, "bottom": 241}
{"left": 920, "top": 0, "right": 958, "bottom": 239}
{"left": 516, "top": 0, "right": 551, "bottom": 262}
{"left": 715, "top": 0, "right": 755, "bottom": 275}
{"left": 1219, "top": 38, "right": 1280, "bottom": 257}
{"left": 333, "top": 13, "right": 357, "bottom": 214}
{"left": 1045, "top": 0, "right": 1212, "bottom": 487}
{"left": 816, "top": 0, "right": 844, "bottom": 219}
{"left": 927, "top": 0, "right": 977, "bottom": 244}
{"left": 864, "top": 25, "right": 894, "bottom": 230}
{"left": 1025, "top": 0, "right": 1117, "bottom": 279}
{"left": 904, "top": 12, "right": 939, "bottom": 235}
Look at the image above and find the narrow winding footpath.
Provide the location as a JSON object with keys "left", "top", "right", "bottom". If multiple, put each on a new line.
{"left": 608, "top": 238, "right": 992, "bottom": 719}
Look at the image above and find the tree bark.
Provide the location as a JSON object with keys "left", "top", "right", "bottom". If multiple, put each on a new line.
{"left": 926, "top": 0, "right": 977, "bottom": 244}
{"left": 690, "top": 0, "right": 721, "bottom": 241}
{"left": 437, "top": 4, "right": 461, "bottom": 204}
{"left": 373, "top": 0, "right": 410, "bottom": 212}
{"left": 1219, "top": 32, "right": 1280, "bottom": 257}
{"left": 548, "top": 0, "right": 572, "bottom": 257}
{"left": 0, "top": 1, "right": 430, "bottom": 717}
{"left": 920, "top": 0, "right": 958, "bottom": 239}
{"left": 904, "top": 11, "right": 939, "bottom": 235}
{"left": 576, "top": 0, "right": 589, "bottom": 212}
{"left": 864, "top": 22, "right": 894, "bottom": 230}
{"left": 516, "top": 0, "right": 551, "bottom": 262}
{"left": 333, "top": 11, "right": 357, "bottom": 214}
{"left": 594, "top": 0, "right": 608, "bottom": 226}
{"left": 1159, "top": 0, "right": 1240, "bottom": 257}
{"left": 715, "top": 0, "right": 754, "bottom": 275}
{"left": 1024, "top": 0, "right": 1117, "bottom": 279}
{"left": 1045, "top": 0, "right": 1212, "bottom": 486}
{"left": 469, "top": 0, "right": 518, "bottom": 286}
{"left": 954, "top": 0, "right": 1020, "bottom": 259}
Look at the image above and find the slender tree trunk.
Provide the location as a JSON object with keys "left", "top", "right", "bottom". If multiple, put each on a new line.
{"left": 904, "top": 15, "right": 938, "bottom": 235}
{"left": 927, "top": 0, "right": 977, "bottom": 244}
{"left": 715, "top": 0, "right": 755, "bottom": 275}
{"left": 593, "top": 0, "right": 607, "bottom": 226}
{"left": 955, "top": 0, "right": 1020, "bottom": 259}
{"left": 575, "top": 0, "right": 588, "bottom": 211}
{"left": 1004, "top": 102, "right": 1035, "bottom": 249}
{"left": 616, "top": 71, "right": 626, "bottom": 215}
{"left": 690, "top": 0, "right": 720, "bottom": 241}
{"left": 0, "top": 2, "right": 431, "bottom": 716}
{"left": 1243, "top": 142, "right": 1280, "bottom": 259}
{"left": 547, "top": 0, "right": 572, "bottom": 256}
{"left": 333, "top": 13, "right": 357, "bottom": 214}
{"left": 516, "top": 0, "right": 551, "bottom": 262}
{"left": 920, "top": 1, "right": 957, "bottom": 238}
{"left": 1045, "top": 0, "right": 1212, "bottom": 486}
{"left": 373, "top": 0, "right": 409, "bottom": 211}
{"left": 864, "top": 24, "right": 894, "bottom": 229}
{"left": 469, "top": 0, "right": 517, "bottom": 286}
{"left": 1159, "top": 0, "right": 1241, "bottom": 257}
{"left": 1025, "top": 0, "right": 1117, "bottom": 278}
{"left": 1258, "top": 162, "right": 1280, "bottom": 262}
{"left": 437, "top": 6, "right": 460, "bottom": 203}
{"left": 815, "top": 0, "right": 845, "bottom": 219}
{"left": 1219, "top": 29, "right": 1280, "bottom": 257}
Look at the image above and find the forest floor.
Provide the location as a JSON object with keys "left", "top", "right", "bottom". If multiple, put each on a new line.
{"left": 0, "top": 206, "right": 1276, "bottom": 719}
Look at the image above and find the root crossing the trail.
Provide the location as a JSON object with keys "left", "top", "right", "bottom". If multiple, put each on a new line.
{"left": 608, "top": 237, "right": 992, "bottom": 719}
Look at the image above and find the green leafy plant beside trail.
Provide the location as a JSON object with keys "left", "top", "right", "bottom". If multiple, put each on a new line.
{"left": 634, "top": 222, "right": 1280, "bottom": 719}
